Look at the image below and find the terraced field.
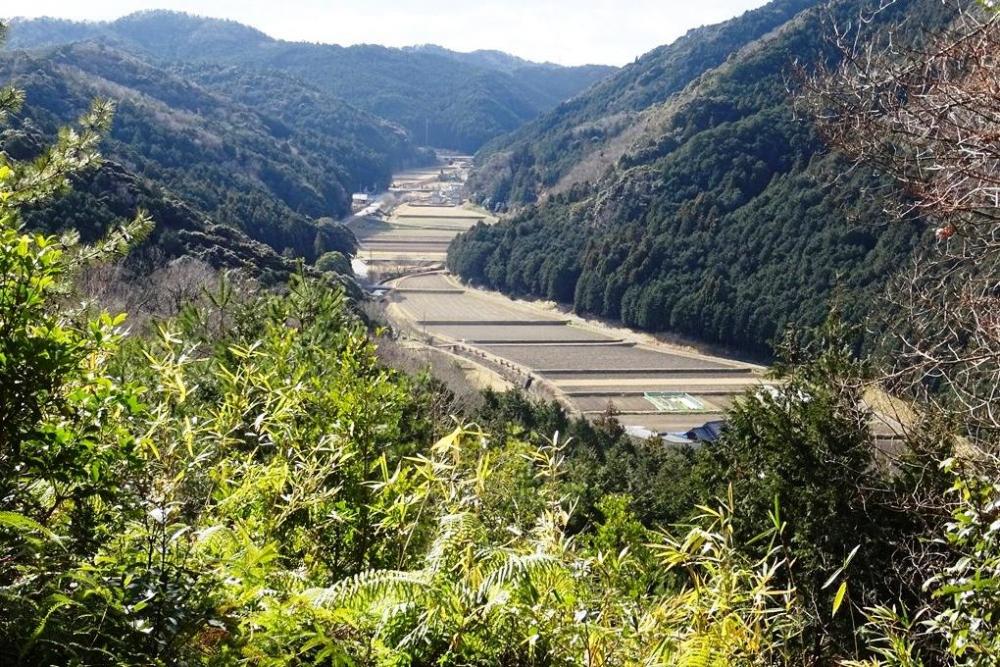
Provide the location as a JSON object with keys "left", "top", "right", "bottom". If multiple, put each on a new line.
{"left": 354, "top": 205, "right": 490, "bottom": 264}
{"left": 370, "top": 161, "right": 770, "bottom": 438}
{"left": 477, "top": 343, "right": 731, "bottom": 373}
{"left": 386, "top": 272, "right": 770, "bottom": 435}
{"left": 433, "top": 324, "right": 615, "bottom": 343}
{"left": 349, "top": 159, "right": 494, "bottom": 270}
{"left": 396, "top": 293, "right": 565, "bottom": 324}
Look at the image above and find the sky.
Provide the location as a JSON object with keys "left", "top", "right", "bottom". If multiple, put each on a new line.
{"left": 8, "top": 0, "right": 772, "bottom": 66}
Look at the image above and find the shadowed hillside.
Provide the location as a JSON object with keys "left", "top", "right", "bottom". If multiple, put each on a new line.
{"left": 0, "top": 42, "right": 416, "bottom": 261}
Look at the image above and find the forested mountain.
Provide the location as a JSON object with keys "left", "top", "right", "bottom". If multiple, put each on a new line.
{"left": 8, "top": 12, "right": 617, "bottom": 152}
{"left": 0, "top": 41, "right": 418, "bottom": 263}
{"left": 450, "top": 0, "right": 951, "bottom": 358}
{"left": 19, "top": 156, "right": 300, "bottom": 281}
{"left": 404, "top": 45, "right": 540, "bottom": 72}
{"left": 403, "top": 44, "right": 615, "bottom": 106}
{"left": 469, "top": 0, "right": 821, "bottom": 206}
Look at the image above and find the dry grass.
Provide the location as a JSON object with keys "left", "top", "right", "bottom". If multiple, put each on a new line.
{"left": 863, "top": 385, "right": 919, "bottom": 430}
{"left": 374, "top": 333, "right": 487, "bottom": 416}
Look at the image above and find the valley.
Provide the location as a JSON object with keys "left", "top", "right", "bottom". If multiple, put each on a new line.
{"left": 365, "top": 162, "right": 771, "bottom": 439}
{"left": 2, "top": 2, "right": 995, "bottom": 663}
{"left": 387, "top": 271, "right": 769, "bottom": 436}
{"left": 348, "top": 157, "right": 490, "bottom": 272}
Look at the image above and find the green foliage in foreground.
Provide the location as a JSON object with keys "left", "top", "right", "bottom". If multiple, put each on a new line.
{"left": 0, "top": 182, "right": 993, "bottom": 663}
{"left": 315, "top": 250, "right": 353, "bottom": 276}
{"left": 0, "top": 226, "right": 438, "bottom": 661}
{"left": 0, "top": 143, "right": 807, "bottom": 661}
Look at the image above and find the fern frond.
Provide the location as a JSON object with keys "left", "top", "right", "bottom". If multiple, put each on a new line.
{"left": 304, "top": 569, "right": 432, "bottom": 610}
{"left": 479, "top": 551, "right": 567, "bottom": 599}
{"left": 425, "top": 511, "right": 483, "bottom": 571}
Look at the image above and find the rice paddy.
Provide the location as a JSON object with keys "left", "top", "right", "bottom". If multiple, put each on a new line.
{"left": 386, "top": 271, "right": 769, "bottom": 434}
{"left": 371, "top": 158, "right": 769, "bottom": 437}
{"left": 350, "top": 158, "right": 494, "bottom": 266}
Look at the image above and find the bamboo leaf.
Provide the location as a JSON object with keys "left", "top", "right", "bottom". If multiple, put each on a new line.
{"left": 832, "top": 581, "right": 848, "bottom": 616}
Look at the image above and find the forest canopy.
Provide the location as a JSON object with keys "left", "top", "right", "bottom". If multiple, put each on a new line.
{"left": 7, "top": 12, "right": 617, "bottom": 153}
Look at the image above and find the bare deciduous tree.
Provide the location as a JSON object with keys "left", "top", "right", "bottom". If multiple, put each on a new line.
{"left": 803, "top": 0, "right": 999, "bottom": 455}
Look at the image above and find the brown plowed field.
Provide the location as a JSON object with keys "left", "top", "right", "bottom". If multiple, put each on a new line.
{"left": 560, "top": 383, "right": 761, "bottom": 397}
{"left": 393, "top": 204, "right": 487, "bottom": 219}
{"left": 363, "top": 229, "right": 459, "bottom": 240}
{"left": 396, "top": 274, "right": 468, "bottom": 290}
{"left": 538, "top": 368, "right": 755, "bottom": 379}
{"left": 433, "top": 324, "right": 617, "bottom": 343}
{"left": 353, "top": 195, "right": 490, "bottom": 274}
{"left": 368, "top": 164, "right": 777, "bottom": 436}
{"left": 615, "top": 413, "right": 730, "bottom": 433}
{"left": 393, "top": 292, "right": 566, "bottom": 324}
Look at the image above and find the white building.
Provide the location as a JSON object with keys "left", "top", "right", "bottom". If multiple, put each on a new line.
{"left": 351, "top": 193, "right": 371, "bottom": 213}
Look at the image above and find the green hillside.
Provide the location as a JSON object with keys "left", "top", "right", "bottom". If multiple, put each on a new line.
{"left": 0, "top": 42, "right": 419, "bottom": 261}
{"left": 450, "top": 0, "right": 950, "bottom": 357}
{"left": 8, "top": 12, "right": 617, "bottom": 152}
{"left": 468, "top": 0, "right": 821, "bottom": 207}
{"left": 1, "top": 109, "right": 307, "bottom": 283}
{"left": 1, "top": 6, "right": 997, "bottom": 666}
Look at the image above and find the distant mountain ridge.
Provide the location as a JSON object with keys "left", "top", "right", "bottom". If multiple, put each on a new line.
{"left": 8, "top": 11, "right": 618, "bottom": 151}
{"left": 402, "top": 45, "right": 542, "bottom": 72}
{"left": 0, "top": 39, "right": 422, "bottom": 272}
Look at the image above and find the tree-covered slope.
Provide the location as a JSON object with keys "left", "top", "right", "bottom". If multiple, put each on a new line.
{"left": 8, "top": 12, "right": 618, "bottom": 152}
{"left": 468, "top": 0, "right": 821, "bottom": 207}
{"left": 0, "top": 42, "right": 415, "bottom": 261}
{"left": 450, "top": 0, "right": 950, "bottom": 357}
{"left": 403, "top": 45, "right": 538, "bottom": 73}
{"left": 0, "top": 106, "right": 301, "bottom": 282}
{"left": 3, "top": 11, "right": 998, "bottom": 665}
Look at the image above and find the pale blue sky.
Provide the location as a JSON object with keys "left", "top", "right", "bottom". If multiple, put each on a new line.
{"left": 8, "top": 0, "right": 771, "bottom": 65}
